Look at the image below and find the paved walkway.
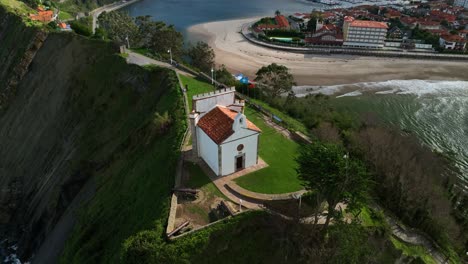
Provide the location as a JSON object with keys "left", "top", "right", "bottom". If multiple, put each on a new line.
{"left": 126, "top": 51, "right": 194, "bottom": 77}
{"left": 185, "top": 155, "right": 265, "bottom": 209}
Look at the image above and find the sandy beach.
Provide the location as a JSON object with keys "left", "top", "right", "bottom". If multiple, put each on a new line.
{"left": 188, "top": 18, "right": 468, "bottom": 86}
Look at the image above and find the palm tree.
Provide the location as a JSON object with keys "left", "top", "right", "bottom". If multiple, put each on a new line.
{"left": 275, "top": 10, "right": 281, "bottom": 16}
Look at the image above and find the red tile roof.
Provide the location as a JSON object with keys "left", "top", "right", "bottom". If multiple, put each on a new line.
{"left": 30, "top": 10, "right": 54, "bottom": 22}
{"left": 350, "top": 20, "right": 388, "bottom": 29}
{"left": 441, "top": 34, "right": 466, "bottom": 42}
{"left": 197, "top": 106, "right": 260, "bottom": 144}
{"left": 275, "top": 15, "right": 290, "bottom": 28}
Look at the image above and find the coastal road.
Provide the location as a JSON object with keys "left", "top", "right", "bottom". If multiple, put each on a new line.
{"left": 90, "top": 0, "right": 141, "bottom": 34}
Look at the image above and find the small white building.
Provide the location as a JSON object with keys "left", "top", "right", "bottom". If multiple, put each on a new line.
{"left": 189, "top": 88, "right": 261, "bottom": 176}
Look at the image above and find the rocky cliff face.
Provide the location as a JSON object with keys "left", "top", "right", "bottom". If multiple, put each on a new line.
{"left": 0, "top": 7, "right": 180, "bottom": 261}
{"left": 0, "top": 7, "right": 47, "bottom": 112}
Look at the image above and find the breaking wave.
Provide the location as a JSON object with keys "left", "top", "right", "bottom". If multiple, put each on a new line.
{"left": 293, "top": 79, "right": 468, "bottom": 97}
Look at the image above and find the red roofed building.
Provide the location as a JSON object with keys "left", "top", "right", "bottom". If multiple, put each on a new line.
{"left": 256, "top": 15, "right": 291, "bottom": 31}
{"left": 343, "top": 16, "right": 388, "bottom": 48}
{"left": 427, "top": 29, "right": 449, "bottom": 36}
{"left": 430, "top": 10, "right": 456, "bottom": 22}
{"left": 417, "top": 19, "right": 441, "bottom": 30}
{"left": 305, "top": 24, "right": 343, "bottom": 45}
{"left": 401, "top": 16, "right": 418, "bottom": 29}
{"left": 440, "top": 34, "right": 467, "bottom": 50}
{"left": 275, "top": 15, "right": 290, "bottom": 29}
{"left": 29, "top": 8, "right": 55, "bottom": 22}
{"left": 190, "top": 88, "right": 262, "bottom": 176}
{"left": 385, "top": 9, "right": 402, "bottom": 19}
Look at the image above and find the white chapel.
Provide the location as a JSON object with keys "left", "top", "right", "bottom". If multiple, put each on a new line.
{"left": 189, "top": 88, "right": 261, "bottom": 176}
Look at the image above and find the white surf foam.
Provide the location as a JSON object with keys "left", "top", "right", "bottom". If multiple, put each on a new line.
{"left": 293, "top": 80, "right": 468, "bottom": 98}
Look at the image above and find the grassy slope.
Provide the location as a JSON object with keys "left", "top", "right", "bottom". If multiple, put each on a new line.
{"left": 0, "top": 0, "right": 41, "bottom": 26}
{"left": 60, "top": 55, "right": 186, "bottom": 264}
{"left": 186, "top": 162, "right": 227, "bottom": 199}
{"left": 247, "top": 97, "right": 308, "bottom": 134}
{"left": 235, "top": 107, "right": 303, "bottom": 194}
{"left": 179, "top": 74, "right": 215, "bottom": 111}
{"left": 391, "top": 236, "right": 437, "bottom": 264}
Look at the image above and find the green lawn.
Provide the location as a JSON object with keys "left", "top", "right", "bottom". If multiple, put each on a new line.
{"left": 390, "top": 236, "right": 437, "bottom": 264}
{"left": 359, "top": 206, "right": 387, "bottom": 227}
{"left": 186, "top": 162, "right": 227, "bottom": 200}
{"left": 58, "top": 10, "right": 73, "bottom": 20}
{"left": 179, "top": 75, "right": 304, "bottom": 194}
{"left": 179, "top": 75, "right": 215, "bottom": 111}
{"left": 247, "top": 97, "right": 308, "bottom": 134}
{"left": 234, "top": 107, "right": 303, "bottom": 194}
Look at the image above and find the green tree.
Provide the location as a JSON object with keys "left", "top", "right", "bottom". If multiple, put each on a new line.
{"left": 215, "top": 65, "right": 236, "bottom": 86}
{"left": 275, "top": 10, "right": 281, "bottom": 16}
{"left": 255, "top": 63, "right": 295, "bottom": 97}
{"left": 296, "top": 142, "right": 371, "bottom": 230}
{"left": 186, "top": 41, "right": 215, "bottom": 73}
{"left": 307, "top": 12, "right": 323, "bottom": 33}
{"left": 133, "top": 16, "right": 184, "bottom": 60}
{"left": 98, "top": 11, "right": 140, "bottom": 47}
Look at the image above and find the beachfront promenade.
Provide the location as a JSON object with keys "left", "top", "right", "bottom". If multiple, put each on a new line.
{"left": 241, "top": 22, "right": 468, "bottom": 61}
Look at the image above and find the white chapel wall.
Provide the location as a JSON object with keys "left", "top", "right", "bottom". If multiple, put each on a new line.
{"left": 220, "top": 133, "right": 259, "bottom": 175}
{"left": 197, "top": 127, "right": 219, "bottom": 175}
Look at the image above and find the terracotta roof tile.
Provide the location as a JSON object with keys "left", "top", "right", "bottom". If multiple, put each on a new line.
{"left": 197, "top": 106, "right": 260, "bottom": 144}
{"left": 275, "top": 15, "right": 290, "bottom": 28}
{"left": 350, "top": 20, "right": 388, "bottom": 29}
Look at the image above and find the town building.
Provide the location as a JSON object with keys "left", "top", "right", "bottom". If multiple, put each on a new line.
{"left": 256, "top": 15, "right": 291, "bottom": 31}
{"left": 387, "top": 26, "right": 403, "bottom": 39}
{"left": 417, "top": 19, "right": 441, "bottom": 30}
{"left": 305, "top": 23, "right": 343, "bottom": 45}
{"left": 439, "top": 34, "right": 467, "bottom": 50}
{"left": 29, "top": 7, "right": 56, "bottom": 22}
{"left": 343, "top": 16, "right": 388, "bottom": 48}
{"left": 189, "top": 88, "right": 262, "bottom": 177}
{"left": 454, "top": 0, "right": 468, "bottom": 9}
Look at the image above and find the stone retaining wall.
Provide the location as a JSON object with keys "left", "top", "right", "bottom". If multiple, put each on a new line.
{"left": 226, "top": 183, "right": 306, "bottom": 202}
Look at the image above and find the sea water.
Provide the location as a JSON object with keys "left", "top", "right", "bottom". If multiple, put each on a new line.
{"left": 294, "top": 80, "right": 468, "bottom": 188}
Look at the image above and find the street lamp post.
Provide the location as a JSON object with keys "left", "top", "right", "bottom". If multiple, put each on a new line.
{"left": 168, "top": 48, "right": 173, "bottom": 65}
{"left": 344, "top": 152, "right": 349, "bottom": 178}
{"left": 211, "top": 67, "right": 214, "bottom": 85}
{"left": 125, "top": 35, "right": 130, "bottom": 49}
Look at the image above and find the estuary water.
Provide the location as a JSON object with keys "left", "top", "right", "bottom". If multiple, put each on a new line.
{"left": 124, "top": 0, "right": 324, "bottom": 35}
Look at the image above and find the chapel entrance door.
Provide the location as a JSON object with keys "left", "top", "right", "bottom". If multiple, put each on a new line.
{"left": 236, "top": 155, "right": 244, "bottom": 171}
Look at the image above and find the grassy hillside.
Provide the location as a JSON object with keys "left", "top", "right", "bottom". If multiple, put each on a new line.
{"left": 59, "top": 62, "right": 185, "bottom": 263}
{"left": 0, "top": 7, "right": 186, "bottom": 260}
